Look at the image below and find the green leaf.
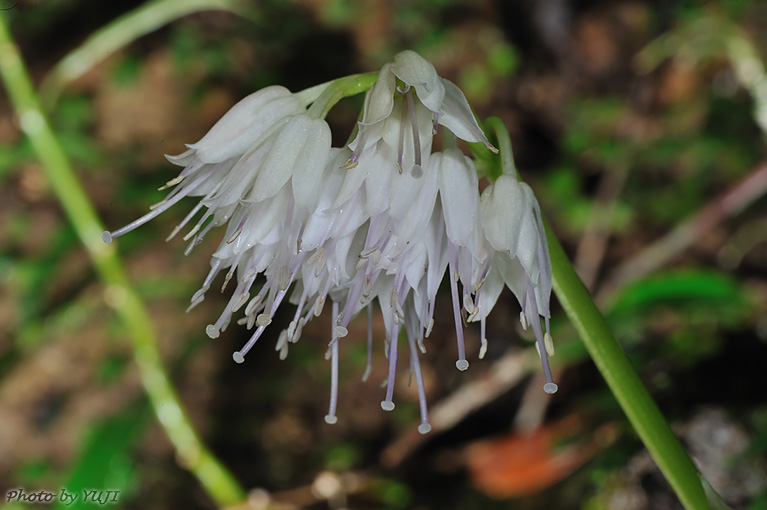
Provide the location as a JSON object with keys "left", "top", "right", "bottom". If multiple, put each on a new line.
{"left": 53, "top": 403, "right": 149, "bottom": 510}
{"left": 609, "top": 269, "right": 745, "bottom": 317}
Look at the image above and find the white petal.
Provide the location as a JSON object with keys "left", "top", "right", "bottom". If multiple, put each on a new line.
{"left": 364, "top": 142, "right": 395, "bottom": 215}
{"left": 249, "top": 115, "right": 313, "bottom": 202}
{"left": 438, "top": 78, "right": 493, "bottom": 146}
{"left": 424, "top": 200, "right": 449, "bottom": 300}
{"left": 332, "top": 156, "right": 370, "bottom": 210}
{"left": 361, "top": 63, "right": 397, "bottom": 125}
{"left": 495, "top": 254, "right": 528, "bottom": 308}
{"left": 238, "top": 185, "right": 291, "bottom": 248}
{"left": 292, "top": 118, "right": 332, "bottom": 211}
{"left": 515, "top": 195, "right": 539, "bottom": 281}
{"left": 405, "top": 241, "right": 428, "bottom": 292}
{"left": 480, "top": 175, "right": 525, "bottom": 254}
{"left": 301, "top": 149, "right": 349, "bottom": 250}
{"left": 391, "top": 50, "right": 445, "bottom": 113}
{"left": 439, "top": 148, "right": 479, "bottom": 246}
{"left": 203, "top": 140, "right": 273, "bottom": 206}
{"left": 389, "top": 156, "right": 439, "bottom": 241}
{"left": 189, "top": 86, "right": 303, "bottom": 164}
{"left": 476, "top": 259, "right": 505, "bottom": 320}
{"left": 165, "top": 148, "right": 196, "bottom": 166}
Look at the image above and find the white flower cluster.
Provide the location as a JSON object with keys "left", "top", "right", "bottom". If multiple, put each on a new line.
{"left": 103, "top": 50, "right": 556, "bottom": 434}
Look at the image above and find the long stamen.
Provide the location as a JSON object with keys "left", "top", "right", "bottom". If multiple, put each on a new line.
{"left": 381, "top": 322, "right": 400, "bottom": 411}
{"left": 405, "top": 89, "right": 423, "bottom": 175}
{"left": 362, "top": 303, "right": 373, "bottom": 382}
{"left": 407, "top": 314, "right": 431, "bottom": 434}
{"left": 448, "top": 242, "right": 468, "bottom": 371}
{"left": 343, "top": 130, "right": 368, "bottom": 169}
{"left": 102, "top": 173, "right": 207, "bottom": 244}
{"left": 325, "top": 301, "right": 340, "bottom": 425}
{"left": 183, "top": 219, "right": 216, "bottom": 256}
{"left": 397, "top": 100, "right": 407, "bottom": 174}
{"left": 479, "top": 315, "right": 488, "bottom": 359}
{"left": 167, "top": 199, "right": 205, "bottom": 242}
{"left": 525, "top": 284, "right": 558, "bottom": 394}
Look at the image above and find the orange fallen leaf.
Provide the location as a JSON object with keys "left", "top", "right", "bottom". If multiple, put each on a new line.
{"left": 466, "top": 416, "right": 618, "bottom": 498}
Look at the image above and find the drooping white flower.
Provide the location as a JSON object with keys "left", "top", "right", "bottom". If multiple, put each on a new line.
{"left": 101, "top": 86, "right": 306, "bottom": 247}
{"left": 478, "top": 174, "right": 557, "bottom": 394}
{"left": 101, "top": 50, "right": 557, "bottom": 438}
{"left": 344, "top": 50, "right": 497, "bottom": 175}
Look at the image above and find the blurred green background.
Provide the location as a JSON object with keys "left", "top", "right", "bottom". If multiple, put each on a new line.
{"left": 1, "top": 0, "right": 766, "bottom": 509}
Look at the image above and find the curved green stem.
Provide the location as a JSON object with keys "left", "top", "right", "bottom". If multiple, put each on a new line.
{"left": 484, "top": 117, "right": 516, "bottom": 179}
{"left": 483, "top": 117, "right": 709, "bottom": 509}
{"left": 0, "top": 14, "right": 245, "bottom": 507}
{"left": 38, "top": 0, "right": 250, "bottom": 110}
{"left": 306, "top": 71, "right": 379, "bottom": 119}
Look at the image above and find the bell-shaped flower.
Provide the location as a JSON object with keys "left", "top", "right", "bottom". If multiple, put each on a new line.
{"left": 479, "top": 174, "right": 557, "bottom": 394}
{"left": 344, "top": 50, "right": 497, "bottom": 175}
{"left": 101, "top": 86, "right": 306, "bottom": 247}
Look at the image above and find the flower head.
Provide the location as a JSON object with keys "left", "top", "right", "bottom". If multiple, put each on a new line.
{"left": 102, "top": 50, "right": 557, "bottom": 435}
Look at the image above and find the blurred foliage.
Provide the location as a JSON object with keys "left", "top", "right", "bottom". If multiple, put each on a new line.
{"left": 1, "top": 0, "right": 767, "bottom": 509}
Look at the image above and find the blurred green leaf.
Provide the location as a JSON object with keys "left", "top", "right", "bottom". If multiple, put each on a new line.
{"left": 488, "top": 42, "right": 518, "bottom": 76}
{"left": 324, "top": 443, "right": 360, "bottom": 471}
{"left": 371, "top": 478, "right": 411, "bottom": 509}
{"left": 609, "top": 269, "right": 746, "bottom": 317}
{"left": 53, "top": 403, "right": 149, "bottom": 510}
{"left": 112, "top": 53, "right": 144, "bottom": 87}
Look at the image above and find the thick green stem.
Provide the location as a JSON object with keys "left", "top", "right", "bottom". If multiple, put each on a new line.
{"left": 546, "top": 229, "right": 709, "bottom": 509}
{"left": 0, "top": 14, "right": 245, "bottom": 507}
{"left": 484, "top": 116, "right": 710, "bottom": 509}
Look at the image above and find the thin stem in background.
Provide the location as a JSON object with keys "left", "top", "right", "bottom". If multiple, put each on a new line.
{"left": 38, "top": 0, "right": 250, "bottom": 110}
{"left": 600, "top": 159, "right": 767, "bottom": 302}
{"left": 573, "top": 162, "right": 630, "bottom": 291}
{"left": 0, "top": 13, "right": 246, "bottom": 507}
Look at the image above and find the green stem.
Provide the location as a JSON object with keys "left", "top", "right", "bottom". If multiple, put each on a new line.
{"left": 306, "top": 71, "right": 379, "bottom": 119}
{"left": 484, "top": 117, "right": 516, "bottom": 179}
{"left": 546, "top": 229, "right": 709, "bottom": 509}
{"left": 38, "top": 0, "right": 249, "bottom": 109}
{"left": 483, "top": 117, "right": 709, "bottom": 509}
{"left": 0, "top": 14, "right": 245, "bottom": 507}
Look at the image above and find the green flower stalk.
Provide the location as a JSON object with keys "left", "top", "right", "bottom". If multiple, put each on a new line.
{"left": 485, "top": 116, "right": 711, "bottom": 510}
{"left": 0, "top": 13, "right": 245, "bottom": 507}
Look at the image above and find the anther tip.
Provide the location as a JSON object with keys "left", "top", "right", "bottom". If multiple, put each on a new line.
{"left": 543, "top": 382, "right": 558, "bottom": 394}
{"left": 101, "top": 231, "right": 113, "bottom": 244}
{"left": 381, "top": 400, "right": 395, "bottom": 411}
{"left": 233, "top": 351, "right": 245, "bottom": 364}
{"left": 418, "top": 423, "right": 432, "bottom": 435}
{"left": 206, "top": 324, "right": 220, "bottom": 339}
{"left": 411, "top": 164, "right": 424, "bottom": 178}
{"left": 324, "top": 415, "right": 338, "bottom": 425}
{"left": 455, "top": 359, "right": 469, "bottom": 371}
